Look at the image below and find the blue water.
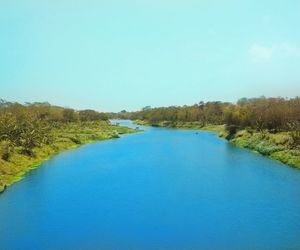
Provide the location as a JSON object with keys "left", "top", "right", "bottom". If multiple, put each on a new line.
{"left": 1, "top": 120, "right": 300, "bottom": 250}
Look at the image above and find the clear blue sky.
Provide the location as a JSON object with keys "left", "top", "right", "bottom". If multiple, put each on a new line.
{"left": 1, "top": 0, "right": 300, "bottom": 112}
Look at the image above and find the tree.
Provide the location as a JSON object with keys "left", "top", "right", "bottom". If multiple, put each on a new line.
{"left": 63, "top": 109, "right": 78, "bottom": 122}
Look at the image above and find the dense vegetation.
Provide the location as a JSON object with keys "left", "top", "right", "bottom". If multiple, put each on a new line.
{"left": 131, "top": 97, "right": 298, "bottom": 134}
{"left": 0, "top": 100, "right": 136, "bottom": 192}
{"left": 118, "top": 97, "right": 300, "bottom": 168}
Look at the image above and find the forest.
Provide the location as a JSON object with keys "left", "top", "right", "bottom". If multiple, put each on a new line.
{"left": 0, "top": 100, "right": 135, "bottom": 191}
{"left": 0, "top": 100, "right": 110, "bottom": 157}
{"left": 128, "top": 97, "right": 300, "bottom": 143}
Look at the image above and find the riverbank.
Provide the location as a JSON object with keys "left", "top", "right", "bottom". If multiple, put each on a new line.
{"left": 135, "top": 120, "right": 300, "bottom": 169}
{"left": 0, "top": 122, "right": 137, "bottom": 193}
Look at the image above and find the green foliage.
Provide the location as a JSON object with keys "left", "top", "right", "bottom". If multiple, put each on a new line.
{"left": 79, "top": 109, "right": 108, "bottom": 121}
{"left": 133, "top": 104, "right": 223, "bottom": 124}
{"left": 0, "top": 141, "right": 14, "bottom": 161}
{"left": 63, "top": 108, "right": 78, "bottom": 122}
{"left": 228, "top": 131, "right": 300, "bottom": 168}
{"left": 288, "top": 121, "right": 300, "bottom": 146}
{"left": 70, "top": 136, "right": 82, "bottom": 144}
{"left": 225, "top": 124, "right": 239, "bottom": 140}
{"left": 0, "top": 101, "right": 111, "bottom": 155}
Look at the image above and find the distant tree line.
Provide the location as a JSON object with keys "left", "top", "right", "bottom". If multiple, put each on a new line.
{"left": 114, "top": 97, "right": 300, "bottom": 145}
{"left": 0, "top": 100, "right": 108, "bottom": 157}
{"left": 132, "top": 101, "right": 229, "bottom": 125}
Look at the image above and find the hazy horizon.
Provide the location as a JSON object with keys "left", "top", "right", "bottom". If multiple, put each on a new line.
{"left": 1, "top": 0, "right": 300, "bottom": 112}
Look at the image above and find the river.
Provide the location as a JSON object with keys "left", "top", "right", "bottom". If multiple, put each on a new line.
{"left": 0, "top": 120, "right": 300, "bottom": 250}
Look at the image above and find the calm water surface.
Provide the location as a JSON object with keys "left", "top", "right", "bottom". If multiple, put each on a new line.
{"left": 1, "top": 120, "right": 300, "bottom": 250}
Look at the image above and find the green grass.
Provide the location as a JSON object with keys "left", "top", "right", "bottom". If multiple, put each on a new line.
{"left": 0, "top": 122, "right": 137, "bottom": 192}
{"left": 228, "top": 131, "right": 300, "bottom": 169}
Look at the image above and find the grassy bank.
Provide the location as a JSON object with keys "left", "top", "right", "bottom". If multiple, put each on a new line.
{"left": 0, "top": 122, "right": 137, "bottom": 193}
{"left": 135, "top": 120, "right": 300, "bottom": 169}
{"left": 227, "top": 130, "right": 300, "bottom": 169}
